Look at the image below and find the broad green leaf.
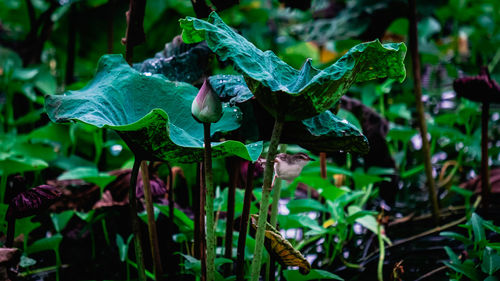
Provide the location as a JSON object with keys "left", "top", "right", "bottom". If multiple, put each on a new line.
{"left": 181, "top": 12, "right": 406, "bottom": 121}
{"left": 347, "top": 205, "right": 390, "bottom": 244}
{"left": 470, "top": 213, "right": 487, "bottom": 247}
{"left": 283, "top": 269, "right": 344, "bottom": 281}
{"left": 488, "top": 243, "right": 500, "bottom": 252}
{"left": 15, "top": 216, "right": 41, "bottom": 239}
{"left": 209, "top": 75, "right": 369, "bottom": 153}
{"left": 209, "top": 75, "right": 253, "bottom": 105}
{"left": 26, "top": 234, "right": 63, "bottom": 255}
{"left": 50, "top": 210, "right": 74, "bottom": 233}
{"left": 296, "top": 111, "right": 368, "bottom": 154}
{"left": 0, "top": 152, "right": 48, "bottom": 176}
{"left": 484, "top": 276, "right": 500, "bottom": 281}
{"left": 444, "top": 246, "right": 460, "bottom": 264}
{"left": 440, "top": 231, "right": 472, "bottom": 245}
{"left": 45, "top": 55, "right": 263, "bottom": 163}
{"left": 58, "top": 167, "right": 116, "bottom": 188}
{"left": 483, "top": 220, "right": 500, "bottom": 234}
{"left": 287, "top": 198, "right": 328, "bottom": 214}
{"left": 138, "top": 206, "right": 160, "bottom": 223}
{"left": 482, "top": 247, "right": 500, "bottom": 275}
{"left": 116, "top": 233, "right": 133, "bottom": 262}
{"left": 155, "top": 204, "right": 194, "bottom": 233}
{"left": 288, "top": 175, "right": 345, "bottom": 202}
{"left": 443, "top": 260, "right": 482, "bottom": 281}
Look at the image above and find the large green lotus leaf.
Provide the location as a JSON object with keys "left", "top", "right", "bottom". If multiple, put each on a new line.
{"left": 45, "top": 55, "right": 262, "bottom": 163}
{"left": 208, "top": 75, "right": 368, "bottom": 153}
{"left": 180, "top": 12, "right": 407, "bottom": 121}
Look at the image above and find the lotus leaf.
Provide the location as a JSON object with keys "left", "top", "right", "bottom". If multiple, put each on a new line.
{"left": 180, "top": 12, "right": 406, "bottom": 121}
{"left": 45, "top": 55, "right": 262, "bottom": 163}
{"left": 208, "top": 76, "right": 368, "bottom": 153}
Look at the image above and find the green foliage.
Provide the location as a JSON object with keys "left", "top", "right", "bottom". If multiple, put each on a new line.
{"left": 283, "top": 269, "right": 344, "bottom": 281}
{"left": 181, "top": 12, "right": 407, "bottom": 121}
{"left": 45, "top": 55, "right": 263, "bottom": 163}
{"left": 441, "top": 213, "right": 500, "bottom": 280}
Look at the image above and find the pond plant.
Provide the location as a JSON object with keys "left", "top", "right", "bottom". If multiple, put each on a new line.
{"left": 180, "top": 11, "right": 406, "bottom": 281}
{"left": 6, "top": 0, "right": 500, "bottom": 280}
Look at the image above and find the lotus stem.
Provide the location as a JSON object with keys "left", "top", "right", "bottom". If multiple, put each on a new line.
{"left": 129, "top": 158, "right": 146, "bottom": 281}
{"left": 409, "top": 0, "right": 440, "bottom": 224}
{"left": 167, "top": 164, "right": 175, "bottom": 276}
{"left": 377, "top": 218, "right": 385, "bottom": 281}
{"left": 0, "top": 171, "right": 8, "bottom": 204}
{"left": 236, "top": 162, "right": 255, "bottom": 280}
{"left": 266, "top": 144, "right": 287, "bottom": 281}
{"left": 250, "top": 118, "right": 284, "bottom": 281}
{"left": 203, "top": 123, "right": 216, "bottom": 281}
{"left": 224, "top": 157, "right": 240, "bottom": 276}
{"left": 481, "top": 102, "right": 491, "bottom": 209}
{"left": 140, "top": 160, "right": 163, "bottom": 280}
{"left": 198, "top": 162, "right": 207, "bottom": 281}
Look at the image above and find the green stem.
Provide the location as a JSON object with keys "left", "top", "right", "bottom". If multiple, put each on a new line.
{"left": 409, "top": 0, "right": 440, "bottom": 224}
{"left": 250, "top": 118, "right": 284, "bottom": 281}
{"left": 101, "top": 219, "right": 111, "bottom": 245}
{"left": 481, "top": 102, "right": 490, "bottom": 210}
{"left": 90, "top": 225, "right": 95, "bottom": 259}
{"left": 140, "top": 160, "right": 163, "bottom": 280}
{"left": 266, "top": 144, "right": 287, "bottom": 281}
{"left": 0, "top": 172, "right": 8, "bottom": 204}
{"left": 93, "top": 129, "right": 103, "bottom": 165}
{"left": 224, "top": 157, "right": 239, "bottom": 276}
{"left": 204, "top": 123, "right": 216, "bottom": 281}
{"left": 129, "top": 158, "right": 146, "bottom": 281}
{"left": 235, "top": 162, "right": 255, "bottom": 280}
{"left": 55, "top": 246, "right": 61, "bottom": 281}
{"left": 377, "top": 219, "right": 385, "bottom": 281}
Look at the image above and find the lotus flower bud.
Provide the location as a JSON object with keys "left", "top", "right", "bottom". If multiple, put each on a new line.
{"left": 191, "top": 79, "right": 223, "bottom": 123}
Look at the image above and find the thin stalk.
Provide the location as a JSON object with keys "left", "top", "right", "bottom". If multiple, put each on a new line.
{"left": 107, "top": 0, "right": 114, "bottom": 54}
{"left": 65, "top": 4, "right": 76, "bottom": 85}
{"left": 377, "top": 221, "right": 384, "bottom": 281}
{"left": 140, "top": 160, "right": 163, "bottom": 280}
{"left": 90, "top": 225, "right": 96, "bottom": 259}
{"left": 266, "top": 144, "right": 287, "bottom": 281}
{"left": 203, "top": 123, "right": 216, "bottom": 281}
{"left": 224, "top": 157, "right": 240, "bottom": 276}
{"left": 250, "top": 118, "right": 284, "bottom": 281}
{"left": 199, "top": 162, "right": 207, "bottom": 281}
{"left": 129, "top": 158, "right": 146, "bottom": 281}
{"left": 167, "top": 164, "right": 175, "bottom": 276}
{"left": 5, "top": 216, "right": 15, "bottom": 247}
{"left": 236, "top": 162, "right": 255, "bottom": 280}
{"left": 55, "top": 246, "right": 61, "bottom": 281}
{"left": 409, "top": 0, "right": 440, "bottom": 224}
{"left": 320, "top": 152, "right": 327, "bottom": 179}
{"left": 0, "top": 172, "right": 8, "bottom": 204}
{"left": 481, "top": 102, "right": 490, "bottom": 209}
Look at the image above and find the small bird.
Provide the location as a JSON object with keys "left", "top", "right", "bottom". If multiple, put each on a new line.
{"left": 274, "top": 152, "right": 314, "bottom": 182}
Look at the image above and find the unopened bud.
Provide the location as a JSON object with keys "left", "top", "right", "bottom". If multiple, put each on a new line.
{"left": 191, "top": 79, "right": 223, "bottom": 123}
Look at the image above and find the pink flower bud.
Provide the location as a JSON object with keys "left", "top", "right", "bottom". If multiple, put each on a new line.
{"left": 191, "top": 79, "right": 223, "bottom": 123}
